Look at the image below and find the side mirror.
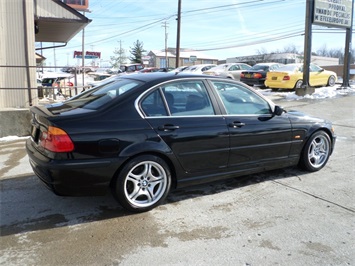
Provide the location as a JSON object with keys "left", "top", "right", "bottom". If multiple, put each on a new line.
{"left": 274, "top": 105, "right": 284, "bottom": 116}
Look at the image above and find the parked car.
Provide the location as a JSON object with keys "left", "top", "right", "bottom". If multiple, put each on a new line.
{"left": 240, "top": 63, "right": 284, "bottom": 87}
{"left": 265, "top": 63, "right": 337, "bottom": 90}
{"left": 169, "top": 66, "right": 189, "bottom": 73}
{"left": 204, "top": 63, "right": 252, "bottom": 80}
{"left": 87, "top": 74, "right": 121, "bottom": 88}
{"left": 26, "top": 72, "right": 336, "bottom": 212}
{"left": 120, "top": 64, "right": 144, "bottom": 73}
{"left": 139, "top": 67, "right": 160, "bottom": 73}
{"left": 182, "top": 64, "right": 217, "bottom": 74}
{"left": 41, "top": 75, "right": 73, "bottom": 96}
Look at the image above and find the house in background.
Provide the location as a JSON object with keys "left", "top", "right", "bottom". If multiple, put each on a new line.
{"left": 226, "top": 53, "right": 339, "bottom": 66}
{"left": 147, "top": 48, "right": 219, "bottom": 69}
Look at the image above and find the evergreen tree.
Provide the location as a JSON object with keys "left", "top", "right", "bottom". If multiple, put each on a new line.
{"left": 129, "top": 40, "right": 146, "bottom": 64}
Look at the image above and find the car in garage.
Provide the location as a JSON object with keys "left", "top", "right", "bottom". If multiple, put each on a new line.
{"left": 240, "top": 63, "right": 284, "bottom": 87}
{"left": 26, "top": 72, "right": 336, "bottom": 212}
{"left": 265, "top": 63, "right": 337, "bottom": 90}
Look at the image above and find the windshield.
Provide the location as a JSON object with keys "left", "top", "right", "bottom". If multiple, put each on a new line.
{"left": 252, "top": 65, "right": 269, "bottom": 71}
{"left": 277, "top": 64, "right": 299, "bottom": 72}
{"left": 63, "top": 79, "right": 143, "bottom": 110}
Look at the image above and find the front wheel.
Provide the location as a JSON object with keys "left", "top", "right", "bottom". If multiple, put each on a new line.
{"left": 298, "top": 131, "right": 331, "bottom": 172}
{"left": 112, "top": 155, "right": 171, "bottom": 212}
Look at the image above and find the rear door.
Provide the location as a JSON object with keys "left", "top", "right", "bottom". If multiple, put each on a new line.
{"left": 209, "top": 80, "right": 293, "bottom": 169}
{"left": 140, "top": 79, "right": 230, "bottom": 173}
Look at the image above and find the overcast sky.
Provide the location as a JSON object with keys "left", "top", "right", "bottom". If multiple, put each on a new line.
{"left": 40, "top": 0, "right": 352, "bottom": 67}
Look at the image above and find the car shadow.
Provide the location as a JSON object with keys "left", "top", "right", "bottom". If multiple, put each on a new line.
{"left": 0, "top": 166, "right": 305, "bottom": 237}
{"left": 168, "top": 166, "right": 303, "bottom": 204}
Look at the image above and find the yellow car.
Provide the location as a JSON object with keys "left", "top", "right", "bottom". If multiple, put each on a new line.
{"left": 265, "top": 63, "right": 337, "bottom": 90}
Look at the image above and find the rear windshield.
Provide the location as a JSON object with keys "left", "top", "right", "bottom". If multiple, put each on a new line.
{"left": 63, "top": 79, "right": 143, "bottom": 110}
{"left": 252, "top": 65, "right": 269, "bottom": 71}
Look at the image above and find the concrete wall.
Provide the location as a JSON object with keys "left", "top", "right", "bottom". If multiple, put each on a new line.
{"left": 0, "top": 109, "right": 31, "bottom": 138}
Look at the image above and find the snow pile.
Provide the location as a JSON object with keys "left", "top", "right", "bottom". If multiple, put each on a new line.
{"left": 0, "top": 136, "right": 29, "bottom": 142}
{"left": 259, "top": 84, "right": 355, "bottom": 101}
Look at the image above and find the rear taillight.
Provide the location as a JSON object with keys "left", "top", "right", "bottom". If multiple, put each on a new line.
{"left": 254, "top": 73, "right": 262, "bottom": 79}
{"left": 283, "top": 76, "right": 291, "bottom": 80}
{"left": 240, "top": 73, "right": 245, "bottom": 78}
{"left": 40, "top": 126, "right": 74, "bottom": 152}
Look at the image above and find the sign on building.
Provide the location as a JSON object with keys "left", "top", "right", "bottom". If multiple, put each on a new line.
{"left": 313, "top": 0, "right": 353, "bottom": 28}
{"left": 189, "top": 55, "right": 197, "bottom": 62}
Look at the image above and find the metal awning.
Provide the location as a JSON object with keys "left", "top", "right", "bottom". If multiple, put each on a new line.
{"left": 34, "top": 0, "right": 91, "bottom": 43}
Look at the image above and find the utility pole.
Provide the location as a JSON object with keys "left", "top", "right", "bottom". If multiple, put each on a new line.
{"left": 341, "top": 0, "right": 354, "bottom": 89}
{"left": 81, "top": 11, "right": 85, "bottom": 88}
{"left": 162, "top": 21, "right": 169, "bottom": 68}
{"left": 175, "top": 0, "right": 181, "bottom": 68}
{"left": 298, "top": 0, "right": 315, "bottom": 96}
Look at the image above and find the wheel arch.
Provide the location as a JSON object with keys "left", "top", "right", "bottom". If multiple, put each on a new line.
{"left": 109, "top": 150, "right": 178, "bottom": 190}
{"left": 299, "top": 126, "right": 335, "bottom": 159}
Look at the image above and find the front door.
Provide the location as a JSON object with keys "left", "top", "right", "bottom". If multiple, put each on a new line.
{"left": 209, "top": 80, "right": 293, "bottom": 169}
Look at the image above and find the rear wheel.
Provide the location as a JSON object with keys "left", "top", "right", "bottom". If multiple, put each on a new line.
{"left": 298, "top": 131, "right": 331, "bottom": 172}
{"left": 327, "top": 75, "right": 336, "bottom": 87}
{"left": 294, "top": 79, "right": 303, "bottom": 89}
{"left": 112, "top": 155, "right": 171, "bottom": 212}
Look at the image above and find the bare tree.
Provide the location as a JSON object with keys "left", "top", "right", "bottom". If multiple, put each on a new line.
{"left": 282, "top": 44, "right": 301, "bottom": 54}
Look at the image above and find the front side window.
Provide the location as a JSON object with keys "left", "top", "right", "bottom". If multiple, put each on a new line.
{"left": 211, "top": 81, "right": 271, "bottom": 115}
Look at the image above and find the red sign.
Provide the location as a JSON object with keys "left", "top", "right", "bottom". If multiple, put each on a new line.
{"left": 86, "top": 51, "right": 101, "bottom": 58}
{"left": 73, "top": 51, "right": 101, "bottom": 59}
{"left": 73, "top": 51, "right": 82, "bottom": 58}
{"left": 62, "top": 0, "right": 89, "bottom": 11}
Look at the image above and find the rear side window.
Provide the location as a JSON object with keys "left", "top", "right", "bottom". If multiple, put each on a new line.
{"left": 141, "top": 80, "right": 215, "bottom": 117}
{"left": 63, "top": 79, "right": 142, "bottom": 110}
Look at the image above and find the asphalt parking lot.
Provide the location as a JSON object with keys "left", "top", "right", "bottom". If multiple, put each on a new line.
{"left": 1, "top": 92, "right": 354, "bottom": 265}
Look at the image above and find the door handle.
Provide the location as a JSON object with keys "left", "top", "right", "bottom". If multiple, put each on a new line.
{"left": 158, "top": 125, "right": 180, "bottom": 131}
{"left": 228, "top": 122, "right": 245, "bottom": 128}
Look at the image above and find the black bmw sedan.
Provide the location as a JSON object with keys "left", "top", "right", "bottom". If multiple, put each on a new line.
{"left": 26, "top": 72, "right": 336, "bottom": 212}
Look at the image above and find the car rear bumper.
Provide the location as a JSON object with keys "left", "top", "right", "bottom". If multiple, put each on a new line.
{"left": 26, "top": 138, "right": 124, "bottom": 196}
{"left": 240, "top": 78, "right": 265, "bottom": 86}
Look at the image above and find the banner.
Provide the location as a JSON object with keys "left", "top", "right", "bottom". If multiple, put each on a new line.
{"left": 74, "top": 51, "right": 101, "bottom": 59}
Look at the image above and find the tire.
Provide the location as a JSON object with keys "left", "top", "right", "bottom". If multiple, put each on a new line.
{"left": 327, "top": 75, "right": 336, "bottom": 87}
{"left": 112, "top": 155, "right": 171, "bottom": 212}
{"left": 294, "top": 79, "right": 303, "bottom": 89}
{"left": 298, "top": 131, "right": 331, "bottom": 172}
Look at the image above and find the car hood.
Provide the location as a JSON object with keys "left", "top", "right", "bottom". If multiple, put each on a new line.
{"left": 286, "top": 110, "right": 328, "bottom": 123}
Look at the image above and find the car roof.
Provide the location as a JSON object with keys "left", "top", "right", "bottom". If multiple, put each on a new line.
{"left": 119, "top": 72, "right": 215, "bottom": 83}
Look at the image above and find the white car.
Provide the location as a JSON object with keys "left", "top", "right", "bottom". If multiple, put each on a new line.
{"left": 203, "top": 63, "right": 252, "bottom": 80}
{"left": 182, "top": 64, "right": 217, "bottom": 74}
